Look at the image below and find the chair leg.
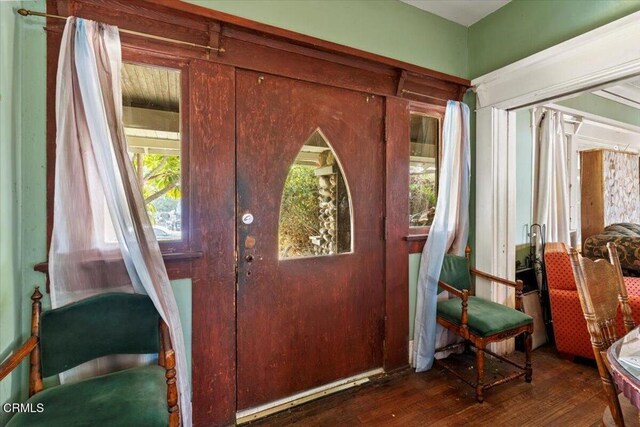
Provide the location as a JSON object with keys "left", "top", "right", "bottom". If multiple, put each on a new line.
{"left": 525, "top": 332, "right": 532, "bottom": 383}
{"left": 475, "top": 346, "right": 485, "bottom": 403}
{"left": 602, "top": 376, "right": 624, "bottom": 427}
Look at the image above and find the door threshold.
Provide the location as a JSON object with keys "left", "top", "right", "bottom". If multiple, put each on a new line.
{"left": 236, "top": 368, "right": 384, "bottom": 424}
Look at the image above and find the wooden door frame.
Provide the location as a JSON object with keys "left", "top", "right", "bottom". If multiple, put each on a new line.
{"left": 41, "top": 1, "right": 469, "bottom": 424}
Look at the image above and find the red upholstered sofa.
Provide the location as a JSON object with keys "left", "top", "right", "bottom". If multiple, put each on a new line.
{"left": 544, "top": 242, "right": 640, "bottom": 360}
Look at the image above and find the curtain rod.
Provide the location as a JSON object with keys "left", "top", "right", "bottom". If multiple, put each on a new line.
{"left": 16, "top": 8, "right": 225, "bottom": 53}
{"left": 401, "top": 89, "right": 449, "bottom": 102}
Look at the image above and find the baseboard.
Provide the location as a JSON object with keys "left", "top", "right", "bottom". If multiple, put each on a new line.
{"left": 236, "top": 368, "right": 384, "bottom": 424}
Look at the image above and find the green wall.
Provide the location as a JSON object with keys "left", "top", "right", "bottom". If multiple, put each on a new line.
{"left": 515, "top": 110, "right": 533, "bottom": 246}
{"left": 558, "top": 93, "right": 640, "bottom": 127}
{"left": 1, "top": 2, "right": 23, "bottom": 423}
{"left": 468, "top": 0, "right": 640, "bottom": 79}
{"left": 186, "top": 0, "right": 469, "bottom": 78}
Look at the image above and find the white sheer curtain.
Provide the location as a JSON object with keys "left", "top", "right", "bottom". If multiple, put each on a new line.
{"left": 49, "top": 17, "right": 192, "bottom": 426}
{"left": 413, "top": 101, "right": 470, "bottom": 371}
{"left": 533, "top": 109, "right": 571, "bottom": 245}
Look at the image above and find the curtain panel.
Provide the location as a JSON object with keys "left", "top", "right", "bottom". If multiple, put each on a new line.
{"left": 49, "top": 17, "right": 192, "bottom": 425}
{"left": 413, "top": 101, "right": 471, "bottom": 371}
{"left": 533, "top": 110, "right": 571, "bottom": 245}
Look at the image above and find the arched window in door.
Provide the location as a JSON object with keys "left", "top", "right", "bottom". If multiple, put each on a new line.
{"left": 278, "top": 129, "right": 352, "bottom": 259}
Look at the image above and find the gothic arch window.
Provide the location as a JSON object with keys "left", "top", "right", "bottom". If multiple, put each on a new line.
{"left": 278, "top": 129, "right": 352, "bottom": 259}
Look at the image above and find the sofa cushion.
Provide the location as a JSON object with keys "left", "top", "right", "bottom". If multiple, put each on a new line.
{"left": 603, "top": 223, "right": 640, "bottom": 237}
{"left": 545, "top": 249, "right": 577, "bottom": 290}
{"left": 548, "top": 288, "right": 594, "bottom": 359}
{"left": 549, "top": 279, "right": 640, "bottom": 360}
{"left": 583, "top": 223, "right": 640, "bottom": 271}
{"left": 437, "top": 296, "right": 533, "bottom": 337}
{"left": 6, "top": 365, "right": 168, "bottom": 427}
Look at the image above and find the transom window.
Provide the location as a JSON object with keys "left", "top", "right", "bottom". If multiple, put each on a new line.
{"left": 409, "top": 114, "right": 439, "bottom": 228}
{"left": 278, "top": 129, "right": 352, "bottom": 259}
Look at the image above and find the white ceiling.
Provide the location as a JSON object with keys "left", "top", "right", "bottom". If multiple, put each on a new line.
{"left": 400, "top": 0, "right": 511, "bottom": 27}
{"left": 593, "top": 78, "right": 640, "bottom": 110}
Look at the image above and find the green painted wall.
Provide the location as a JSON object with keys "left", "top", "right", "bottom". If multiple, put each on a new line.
{"left": 186, "top": 0, "right": 469, "bottom": 78}
{"left": 515, "top": 109, "right": 533, "bottom": 246}
{"left": 1, "top": 2, "right": 23, "bottom": 423}
{"left": 558, "top": 93, "right": 640, "bottom": 127}
{"left": 408, "top": 253, "right": 420, "bottom": 338}
{"left": 468, "top": 0, "right": 640, "bottom": 79}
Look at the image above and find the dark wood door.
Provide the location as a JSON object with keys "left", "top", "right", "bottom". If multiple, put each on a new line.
{"left": 236, "top": 70, "right": 386, "bottom": 409}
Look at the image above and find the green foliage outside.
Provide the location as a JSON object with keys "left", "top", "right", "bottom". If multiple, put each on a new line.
{"left": 133, "top": 153, "right": 181, "bottom": 221}
{"left": 279, "top": 165, "right": 321, "bottom": 258}
{"left": 409, "top": 173, "right": 437, "bottom": 226}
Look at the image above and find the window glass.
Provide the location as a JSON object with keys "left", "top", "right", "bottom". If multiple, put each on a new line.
{"left": 279, "top": 129, "right": 352, "bottom": 259}
{"left": 409, "top": 114, "right": 439, "bottom": 228}
{"left": 122, "top": 63, "right": 182, "bottom": 241}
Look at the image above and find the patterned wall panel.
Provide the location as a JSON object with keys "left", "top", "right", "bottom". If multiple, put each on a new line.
{"left": 604, "top": 151, "right": 640, "bottom": 225}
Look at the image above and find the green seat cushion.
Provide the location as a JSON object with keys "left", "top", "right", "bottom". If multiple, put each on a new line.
{"left": 6, "top": 365, "right": 168, "bottom": 427}
{"left": 437, "top": 296, "right": 533, "bottom": 337}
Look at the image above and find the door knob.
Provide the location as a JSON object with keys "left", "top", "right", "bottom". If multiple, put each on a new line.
{"left": 242, "top": 213, "right": 254, "bottom": 225}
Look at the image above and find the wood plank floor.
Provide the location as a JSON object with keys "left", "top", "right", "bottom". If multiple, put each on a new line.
{"left": 250, "top": 346, "right": 607, "bottom": 426}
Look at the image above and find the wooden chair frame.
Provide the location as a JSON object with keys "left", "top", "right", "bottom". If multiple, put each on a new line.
{"left": 0, "top": 288, "right": 180, "bottom": 427}
{"left": 435, "top": 247, "right": 533, "bottom": 403}
{"left": 570, "top": 243, "right": 635, "bottom": 427}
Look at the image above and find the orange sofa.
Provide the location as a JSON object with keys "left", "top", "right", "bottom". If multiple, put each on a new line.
{"left": 544, "top": 242, "right": 640, "bottom": 360}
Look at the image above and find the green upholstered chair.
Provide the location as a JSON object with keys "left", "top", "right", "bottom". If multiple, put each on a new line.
{"left": 436, "top": 249, "right": 534, "bottom": 402}
{"left": 0, "top": 288, "right": 179, "bottom": 427}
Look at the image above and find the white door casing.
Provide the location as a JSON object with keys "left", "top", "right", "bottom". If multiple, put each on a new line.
{"left": 472, "top": 11, "right": 640, "bottom": 354}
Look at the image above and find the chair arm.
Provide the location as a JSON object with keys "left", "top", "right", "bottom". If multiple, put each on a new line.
{"left": 438, "top": 280, "right": 465, "bottom": 298}
{"left": 438, "top": 281, "right": 469, "bottom": 332}
{"left": 470, "top": 268, "right": 519, "bottom": 288}
{"left": 0, "top": 336, "right": 38, "bottom": 381}
{"left": 160, "top": 319, "right": 173, "bottom": 352}
{"left": 470, "top": 268, "right": 524, "bottom": 311}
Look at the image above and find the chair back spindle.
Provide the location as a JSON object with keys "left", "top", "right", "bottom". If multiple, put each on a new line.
{"left": 609, "top": 243, "right": 635, "bottom": 334}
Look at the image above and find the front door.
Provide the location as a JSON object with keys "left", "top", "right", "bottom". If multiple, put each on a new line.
{"left": 236, "top": 70, "right": 386, "bottom": 410}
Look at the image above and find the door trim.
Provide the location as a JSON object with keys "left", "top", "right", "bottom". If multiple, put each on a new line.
{"left": 235, "top": 368, "right": 384, "bottom": 424}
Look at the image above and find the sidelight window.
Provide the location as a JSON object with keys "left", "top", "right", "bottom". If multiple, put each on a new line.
{"left": 122, "top": 62, "right": 182, "bottom": 242}
{"left": 409, "top": 114, "right": 439, "bottom": 228}
{"left": 278, "top": 129, "right": 352, "bottom": 259}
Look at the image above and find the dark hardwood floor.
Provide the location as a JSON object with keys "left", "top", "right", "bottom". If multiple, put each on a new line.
{"left": 250, "top": 345, "right": 606, "bottom": 426}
